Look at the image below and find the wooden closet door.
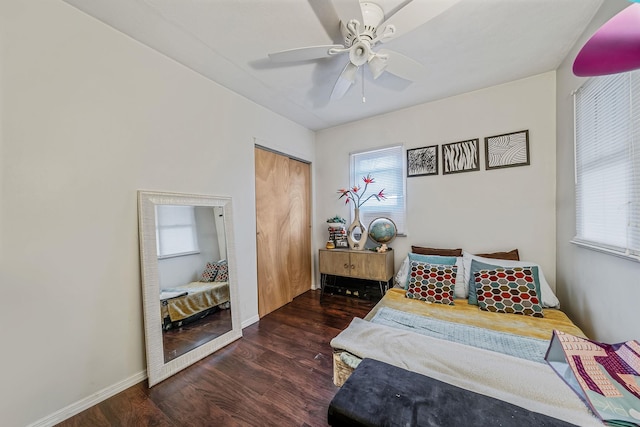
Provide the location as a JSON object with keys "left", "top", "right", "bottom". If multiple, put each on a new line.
{"left": 287, "top": 158, "right": 311, "bottom": 299}
{"left": 255, "top": 148, "right": 292, "bottom": 317}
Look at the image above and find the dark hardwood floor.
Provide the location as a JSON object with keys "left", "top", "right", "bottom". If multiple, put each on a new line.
{"left": 58, "top": 290, "right": 376, "bottom": 427}
{"left": 163, "top": 308, "right": 232, "bottom": 362}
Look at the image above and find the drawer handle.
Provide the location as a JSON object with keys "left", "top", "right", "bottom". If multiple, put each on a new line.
{"left": 344, "top": 263, "right": 349, "bottom": 269}
{"left": 350, "top": 264, "right": 355, "bottom": 269}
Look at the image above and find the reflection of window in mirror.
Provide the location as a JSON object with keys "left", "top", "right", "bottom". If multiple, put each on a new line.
{"left": 155, "top": 205, "right": 200, "bottom": 258}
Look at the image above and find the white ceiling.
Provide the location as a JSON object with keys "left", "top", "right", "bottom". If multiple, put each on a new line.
{"left": 62, "top": 0, "right": 603, "bottom": 131}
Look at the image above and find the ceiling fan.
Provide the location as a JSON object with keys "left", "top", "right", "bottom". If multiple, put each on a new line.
{"left": 268, "top": 0, "right": 461, "bottom": 100}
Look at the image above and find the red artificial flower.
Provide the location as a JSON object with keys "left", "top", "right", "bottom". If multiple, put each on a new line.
{"left": 336, "top": 174, "right": 386, "bottom": 208}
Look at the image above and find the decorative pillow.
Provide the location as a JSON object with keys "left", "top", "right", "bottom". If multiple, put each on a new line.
{"left": 474, "top": 267, "right": 544, "bottom": 317}
{"left": 394, "top": 256, "right": 410, "bottom": 288}
{"left": 406, "top": 253, "right": 457, "bottom": 287}
{"left": 200, "top": 262, "right": 219, "bottom": 282}
{"left": 406, "top": 261, "right": 457, "bottom": 305}
{"left": 408, "top": 252, "right": 457, "bottom": 265}
{"left": 474, "top": 249, "right": 520, "bottom": 261}
{"left": 411, "top": 246, "right": 463, "bottom": 257}
{"left": 462, "top": 251, "right": 560, "bottom": 308}
{"left": 467, "top": 259, "right": 541, "bottom": 306}
{"left": 396, "top": 254, "right": 465, "bottom": 298}
{"left": 213, "top": 260, "right": 229, "bottom": 282}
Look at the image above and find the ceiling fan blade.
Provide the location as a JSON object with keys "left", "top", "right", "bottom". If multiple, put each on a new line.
{"left": 330, "top": 0, "right": 363, "bottom": 26}
{"left": 268, "top": 45, "right": 345, "bottom": 63}
{"left": 375, "top": 49, "right": 426, "bottom": 82}
{"left": 378, "top": 0, "right": 461, "bottom": 42}
{"left": 330, "top": 62, "right": 358, "bottom": 100}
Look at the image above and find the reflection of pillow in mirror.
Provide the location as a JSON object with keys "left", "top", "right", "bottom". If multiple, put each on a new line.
{"left": 214, "top": 261, "right": 228, "bottom": 282}
{"left": 200, "top": 262, "right": 219, "bottom": 282}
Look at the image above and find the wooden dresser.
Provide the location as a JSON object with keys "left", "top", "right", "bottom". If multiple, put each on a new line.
{"left": 319, "top": 248, "right": 394, "bottom": 297}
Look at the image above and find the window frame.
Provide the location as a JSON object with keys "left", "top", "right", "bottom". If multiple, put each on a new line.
{"left": 572, "top": 70, "right": 640, "bottom": 263}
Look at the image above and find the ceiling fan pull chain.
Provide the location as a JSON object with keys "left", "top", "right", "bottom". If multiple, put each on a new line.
{"left": 362, "top": 66, "right": 366, "bottom": 103}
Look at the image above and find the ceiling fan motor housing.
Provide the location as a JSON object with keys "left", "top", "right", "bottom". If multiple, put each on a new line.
{"left": 340, "top": 2, "right": 385, "bottom": 46}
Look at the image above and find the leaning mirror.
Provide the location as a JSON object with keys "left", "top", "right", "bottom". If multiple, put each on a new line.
{"left": 138, "top": 191, "right": 242, "bottom": 386}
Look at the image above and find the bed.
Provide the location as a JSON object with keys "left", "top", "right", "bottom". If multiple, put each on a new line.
{"left": 160, "top": 280, "right": 230, "bottom": 330}
{"left": 329, "top": 249, "right": 604, "bottom": 426}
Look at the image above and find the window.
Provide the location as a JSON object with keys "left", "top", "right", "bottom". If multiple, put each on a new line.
{"left": 350, "top": 145, "right": 406, "bottom": 234}
{"left": 574, "top": 70, "right": 640, "bottom": 258}
{"left": 155, "top": 205, "right": 199, "bottom": 258}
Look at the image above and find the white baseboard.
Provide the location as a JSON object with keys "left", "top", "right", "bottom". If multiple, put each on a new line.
{"left": 28, "top": 317, "right": 259, "bottom": 426}
{"left": 241, "top": 315, "right": 260, "bottom": 329}
{"left": 27, "top": 370, "right": 147, "bottom": 427}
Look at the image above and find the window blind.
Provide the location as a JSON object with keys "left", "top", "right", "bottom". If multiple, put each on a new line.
{"left": 155, "top": 205, "right": 199, "bottom": 258}
{"left": 350, "top": 145, "right": 406, "bottom": 234}
{"left": 574, "top": 70, "right": 640, "bottom": 257}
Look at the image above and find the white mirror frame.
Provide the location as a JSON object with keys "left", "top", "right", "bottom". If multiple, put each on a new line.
{"left": 138, "top": 190, "right": 242, "bottom": 386}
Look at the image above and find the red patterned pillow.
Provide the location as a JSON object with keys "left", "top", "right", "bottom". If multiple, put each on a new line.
{"left": 406, "top": 261, "right": 457, "bottom": 305}
{"left": 475, "top": 267, "right": 543, "bottom": 317}
{"left": 200, "top": 262, "right": 219, "bottom": 282}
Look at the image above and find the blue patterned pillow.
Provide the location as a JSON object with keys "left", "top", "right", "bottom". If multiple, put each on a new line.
{"left": 468, "top": 259, "right": 540, "bottom": 305}
{"left": 475, "top": 267, "right": 544, "bottom": 317}
{"left": 406, "top": 262, "right": 457, "bottom": 305}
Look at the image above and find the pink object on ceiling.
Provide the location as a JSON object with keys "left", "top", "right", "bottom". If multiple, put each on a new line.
{"left": 573, "top": 4, "right": 640, "bottom": 76}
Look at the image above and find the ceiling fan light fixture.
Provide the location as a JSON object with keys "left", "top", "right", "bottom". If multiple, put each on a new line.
{"left": 368, "top": 54, "right": 387, "bottom": 79}
{"left": 349, "top": 41, "right": 372, "bottom": 66}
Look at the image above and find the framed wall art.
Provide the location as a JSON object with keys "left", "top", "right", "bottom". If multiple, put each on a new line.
{"left": 485, "top": 130, "right": 530, "bottom": 170}
{"left": 442, "top": 138, "right": 480, "bottom": 175}
{"left": 407, "top": 145, "right": 438, "bottom": 177}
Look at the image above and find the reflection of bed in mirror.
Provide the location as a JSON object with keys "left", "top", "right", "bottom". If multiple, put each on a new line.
{"left": 160, "top": 279, "right": 231, "bottom": 362}
{"left": 160, "top": 280, "right": 230, "bottom": 330}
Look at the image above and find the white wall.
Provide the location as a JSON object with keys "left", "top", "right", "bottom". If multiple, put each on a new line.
{"left": 316, "top": 72, "right": 558, "bottom": 290}
{"left": 556, "top": 0, "right": 640, "bottom": 343}
{"left": 0, "top": 1, "right": 314, "bottom": 426}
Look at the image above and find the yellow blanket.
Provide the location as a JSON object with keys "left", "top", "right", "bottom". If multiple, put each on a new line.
{"left": 364, "top": 288, "right": 586, "bottom": 340}
{"left": 160, "top": 281, "right": 229, "bottom": 322}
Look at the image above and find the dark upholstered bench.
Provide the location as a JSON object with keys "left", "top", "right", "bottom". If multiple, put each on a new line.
{"left": 327, "top": 358, "right": 577, "bottom": 427}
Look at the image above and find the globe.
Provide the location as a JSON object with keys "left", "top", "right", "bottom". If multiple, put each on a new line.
{"left": 367, "top": 217, "right": 397, "bottom": 245}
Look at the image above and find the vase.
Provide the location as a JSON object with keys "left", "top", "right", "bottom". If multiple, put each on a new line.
{"left": 347, "top": 207, "right": 367, "bottom": 250}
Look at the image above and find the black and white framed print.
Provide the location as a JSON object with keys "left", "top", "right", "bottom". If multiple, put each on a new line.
{"left": 442, "top": 138, "right": 480, "bottom": 175}
{"left": 485, "top": 130, "right": 530, "bottom": 170}
{"left": 407, "top": 145, "right": 438, "bottom": 177}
